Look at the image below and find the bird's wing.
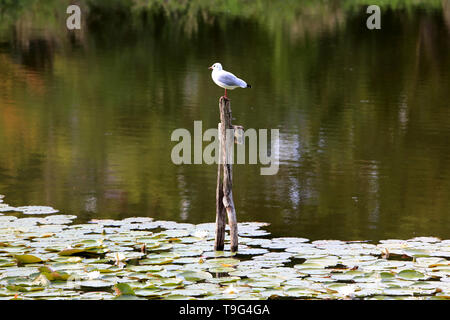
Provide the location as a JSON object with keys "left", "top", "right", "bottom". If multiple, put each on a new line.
{"left": 217, "top": 71, "right": 246, "bottom": 87}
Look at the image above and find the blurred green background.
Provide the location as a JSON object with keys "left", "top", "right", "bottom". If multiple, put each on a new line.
{"left": 0, "top": 0, "right": 449, "bottom": 240}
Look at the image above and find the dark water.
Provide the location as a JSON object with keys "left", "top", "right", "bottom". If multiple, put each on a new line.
{"left": 0, "top": 4, "right": 449, "bottom": 241}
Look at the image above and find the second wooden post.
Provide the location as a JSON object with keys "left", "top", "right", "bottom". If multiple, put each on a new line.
{"left": 214, "top": 96, "right": 238, "bottom": 252}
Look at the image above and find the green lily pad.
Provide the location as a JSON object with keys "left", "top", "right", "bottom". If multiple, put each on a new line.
{"left": 208, "top": 266, "right": 235, "bottom": 273}
{"left": 209, "top": 276, "right": 240, "bottom": 284}
{"left": 16, "top": 206, "right": 59, "bottom": 215}
{"left": 15, "top": 254, "right": 43, "bottom": 264}
{"left": 380, "top": 272, "right": 396, "bottom": 279}
{"left": 126, "top": 265, "right": 164, "bottom": 273}
{"left": 58, "top": 248, "right": 86, "bottom": 256}
{"left": 170, "top": 289, "right": 208, "bottom": 297}
{"left": 397, "top": 270, "right": 427, "bottom": 281}
{"left": 177, "top": 270, "right": 213, "bottom": 282}
{"left": 284, "top": 287, "right": 318, "bottom": 298}
{"left": 114, "top": 283, "right": 136, "bottom": 296}
{"left": 404, "top": 249, "right": 430, "bottom": 258}
{"left": 149, "top": 244, "right": 173, "bottom": 252}
{"left": 134, "top": 289, "right": 164, "bottom": 297}
{"left": 165, "top": 294, "right": 196, "bottom": 300}
{"left": 140, "top": 257, "right": 174, "bottom": 265}
{"left": 383, "top": 287, "right": 416, "bottom": 296}
{"left": 80, "top": 280, "right": 114, "bottom": 289}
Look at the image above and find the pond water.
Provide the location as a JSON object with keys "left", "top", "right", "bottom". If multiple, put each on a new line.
{"left": 0, "top": 2, "right": 449, "bottom": 241}
{"left": 0, "top": 205, "right": 449, "bottom": 300}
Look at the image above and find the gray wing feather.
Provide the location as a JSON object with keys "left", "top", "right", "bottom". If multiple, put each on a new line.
{"left": 218, "top": 71, "right": 246, "bottom": 87}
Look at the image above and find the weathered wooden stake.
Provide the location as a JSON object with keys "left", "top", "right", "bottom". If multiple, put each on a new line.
{"left": 214, "top": 129, "right": 226, "bottom": 250}
{"left": 214, "top": 96, "right": 239, "bottom": 252}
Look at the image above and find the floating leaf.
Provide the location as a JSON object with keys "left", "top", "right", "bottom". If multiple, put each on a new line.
{"left": 58, "top": 248, "right": 86, "bottom": 256}
{"left": 208, "top": 266, "right": 235, "bottom": 273}
{"left": 397, "top": 270, "right": 427, "bottom": 281}
{"left": 403, "top": 249, "right": 430, "bottom": 258}
{"left": 164, "top": 294, "right": 195, "bottom": 300}
{"left": 15, "top": 254, "right": 43, "bottom": 264}
{"left": 140, "top": 257, "right": 174, "bottom": 265}
{"left": 177, "top": 270, "right": 213, "bottom": 282}
{"left": 134, "top": 289, "right": 164, "bottom": 297}
{"left": 209, "top": 276, "right": 240, "bottom": 284}
{"left": 383, "top": 287, "right": 416, "bottom": 296}
{"left": 7, "top": 285, "right": 30, "bottom": 292}
{"left": 80, "top": 280, "right": 114, "bottom": 289}
{"left": 16, "top": 206, "right": 59, "bottom": 215}
{"left": 126, "top": 265, "right": 163, "bottom": 273}
{"left": 380, "top": 272, "right": 396, "bottom": 279}
{"left": 32, "top": 274, "right": 51, "bottom": 286}
{"left": 284, "top": 287, "right": 318, "bottom": 298}
{"left": 114, "top": 283, "right": 135, "bottom": 296}
{"left": 171, "top": 289, "right": 208, "bottom": 297}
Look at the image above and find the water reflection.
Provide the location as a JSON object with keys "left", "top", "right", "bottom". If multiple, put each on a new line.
{"left": 0, "top": 2, "right": 449, "bottom": 241}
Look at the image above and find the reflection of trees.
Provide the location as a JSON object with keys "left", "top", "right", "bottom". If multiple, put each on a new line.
{"left": 0, "top": 53, "right": 45, "bottom": 92}
{"left": 0, "top": 1, "right": 448, "bottom": 239}
{"left": 2, "top": 0, "right": 444, "bottom": 48}
{"left": 443, "top": 0, "right": 450, "bottom": 32}
{"left": 12, "top": 37, "right": 55, "bottom": 70}
{"left": 1, "top": 0, "right": 87, "bottom": 58}
{"left": 0, "top": 52, "right": 46, "bottom": 158}
{"left": 229, "top": 7, "right": 450, "bottom": 239}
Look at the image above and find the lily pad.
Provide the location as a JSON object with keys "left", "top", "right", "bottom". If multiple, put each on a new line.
{"left": 16, "top": 206, "right": 59, "bottom": 215}
{"left": 15, "top": 255, "right": 43, "bottom": 264}
{"left": 113, "top": 283, "right": 135, "bottom": 296}
{"left": 177, "top": 270, "right": 213, "bottom": 282}
{"left": 58, "top": 248, "right": 87, "bottom": 256}
{"left": 397, "top": 270, "right": 427, "bottom": 281}
{"left": 80, "top": 280, "right": 114, "bottom": 289}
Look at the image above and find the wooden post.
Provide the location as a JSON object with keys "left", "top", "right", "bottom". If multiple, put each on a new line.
{"left": 214, "top": 96, "right": 239, "bottom": 252}
{"left": 214, "top": 123, "right": 226, "bottom": 251}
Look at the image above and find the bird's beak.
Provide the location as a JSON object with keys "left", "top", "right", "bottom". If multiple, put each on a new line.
{"left": 208, "top": 66, "right": 213, "bottom": 70}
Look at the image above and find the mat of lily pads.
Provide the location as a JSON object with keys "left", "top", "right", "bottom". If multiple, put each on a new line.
{"left": 1, "top": 195, "right": 449, "bottom": 300}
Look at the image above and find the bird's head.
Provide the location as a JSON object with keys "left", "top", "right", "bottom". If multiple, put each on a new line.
{"left": 208, "top": 62, "right": 223, "bottom": 71}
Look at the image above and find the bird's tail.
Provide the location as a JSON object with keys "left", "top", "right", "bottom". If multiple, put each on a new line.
{"left": 246, "top": 84, "right": 252, "bottom": 88}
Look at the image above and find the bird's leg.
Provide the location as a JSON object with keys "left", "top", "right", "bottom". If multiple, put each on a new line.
{"left": 224, "top": 89, "right": 227, "bottom": 98}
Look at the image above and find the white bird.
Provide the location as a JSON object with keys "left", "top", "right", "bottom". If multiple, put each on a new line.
{"left": 209, "top": 62, "right": 251, "bottom": 98}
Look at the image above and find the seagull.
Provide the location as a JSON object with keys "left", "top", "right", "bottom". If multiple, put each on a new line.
{"left": 209, "top": 62, "right": 251, "bottom": 98}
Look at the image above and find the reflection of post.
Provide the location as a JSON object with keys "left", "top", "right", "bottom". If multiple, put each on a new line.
{"left": 214, "top": 97, "right": 238, "bottom": 252}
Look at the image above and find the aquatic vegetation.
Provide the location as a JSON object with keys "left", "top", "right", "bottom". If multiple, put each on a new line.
{"left": 0, "top": 196, "right": 448, "bottom": 300}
